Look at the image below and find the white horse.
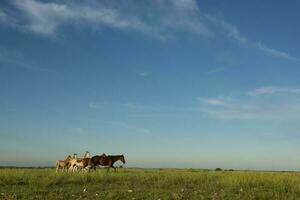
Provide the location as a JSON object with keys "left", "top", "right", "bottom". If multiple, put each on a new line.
{"left": 69, "top": 151, "right": 90, "bottom": 172}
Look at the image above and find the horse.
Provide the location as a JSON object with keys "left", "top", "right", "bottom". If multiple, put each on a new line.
{"left": 87, "top": 153, "right": 106, "bottom": 171}
{"left": 67, "top": 153, "right": 78, "bottom": 170}
{"left": 89, "top": 154, "right": 126, "bottom": 172}
{"left": 69, "top": 151, "right": 90, "bottom": 172}
{"left": 55, "top": 155, "right": 72, "bottom": 172}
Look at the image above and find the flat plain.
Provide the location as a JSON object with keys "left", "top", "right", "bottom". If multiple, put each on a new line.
{"left": 1, "top": 168, "right": 300, "bottom": 199}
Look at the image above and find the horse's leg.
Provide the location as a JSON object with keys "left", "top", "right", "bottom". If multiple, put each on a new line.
{"left": 75, "top": 164, "right": 79, "bottom": 172}
{"left": 92, "top": 164, "right": 96, "bottom": 172}
{"left": 85, "top": 166, "right": 90, "bottom": 173}
{"left": 81, "top": 165, "right": 86, "bottom": 173}
{"left": 111, "top": 162, "right": 116, "bottom": 172}
{"left": 74, "top": 165, "right": 78, "bottom": 173}
{"left": 107, "top": 161, "right": 113, "bottom": 173}
{"left": 71, "top": 164, "right": 76, "bottom": 173}
{"left": 56, "top": 165, "right": 59, "bottom": 173}
{"left": 69, "top": 165, "right": 73, "bottom": 172}
{"left": 85, "top": 165, "right": 91, "bottom": 173}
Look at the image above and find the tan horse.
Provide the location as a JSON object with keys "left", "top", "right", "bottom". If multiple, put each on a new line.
{"left": 55, "top": 155, "right": 72, "bottom": 172}
{"left": 69, "top": 151, "right": 90, "bottom": 172}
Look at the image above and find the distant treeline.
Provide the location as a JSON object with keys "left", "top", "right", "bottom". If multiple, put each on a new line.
{"left": 0, "top": 166, "right": 55, "bottom": 169}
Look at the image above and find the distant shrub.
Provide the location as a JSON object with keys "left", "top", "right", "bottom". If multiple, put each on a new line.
{"left": 187, "top": 168, "right": 197, "bottom": 172}
{"left": 215, "top": 168, "right": 222, "bottom": 171}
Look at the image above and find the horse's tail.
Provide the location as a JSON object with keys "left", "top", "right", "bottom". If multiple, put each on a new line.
{"left": 55, "top": 160, "right": 60, "bottom": 172}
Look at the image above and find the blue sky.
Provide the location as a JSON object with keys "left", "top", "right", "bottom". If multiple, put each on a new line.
{"left": 1, "top": 0, "right": 300, "bottom": 170}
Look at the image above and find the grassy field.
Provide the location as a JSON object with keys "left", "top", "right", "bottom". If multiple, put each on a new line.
{"left": 1, "top": 168, "right": 300, "bottom": 200}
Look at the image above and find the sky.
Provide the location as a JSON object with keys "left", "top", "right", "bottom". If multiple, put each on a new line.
{"left": 1, "top": 0, "right": 300, "bottom": 170}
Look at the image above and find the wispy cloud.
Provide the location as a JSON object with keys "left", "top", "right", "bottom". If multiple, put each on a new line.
{"left": 3, "top": 0, "right": 297, "bottom": 61}
{"left": 7, "top": 0, "right": 208, "bottom": 39}
{"left": 204, "top": 15, "right": 299, "bottom": 62}
{"left": 248, "top": 86, "right": 300, "bottom": 96}
{"left": 197, "top": 97, "right": 229, "bottom": 106}
{"left": 255, "top": 42, "right": 298, "bottom": 61}
{"left": 198, "top": 87, "right": 300, "bottom": 120}
{"left": 0, "top": 10, "right": 7, "bottom": 21}
{"left": 0, "top": 8, "right": 18, "bottom": 27}
{"left": 135, "top": 71, "right": 152, "bottom": 77}
{"left": 10, "top": 0, "right": 151, "bottom": 37}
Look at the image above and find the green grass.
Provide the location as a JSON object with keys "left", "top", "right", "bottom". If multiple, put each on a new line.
{"left": 1, "top": 168, "right": 300, "bottom": 199}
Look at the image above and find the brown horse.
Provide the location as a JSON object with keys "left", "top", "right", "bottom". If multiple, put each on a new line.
{"left": 88, "top": 153, "right": 106, "bottom": 170}
{"left": 89, "top": 154, "right": 126, "bottom": 172}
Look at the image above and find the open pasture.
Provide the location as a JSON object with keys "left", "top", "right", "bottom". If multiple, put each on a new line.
{"left": 1, "top": 168, "right": 300, "bottom": 199}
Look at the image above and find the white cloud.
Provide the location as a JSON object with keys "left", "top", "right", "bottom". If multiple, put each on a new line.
{"left": 8, "top": 0, "right": 208, "bottom": 38}
{"left": 204, "top": 15, "right": 299, "bottom": 62}
{"left": 198, "top": 91, "right": 300, "bottom": 120}
{"left": 135, "top": 71, "right": 152, "bottom": 77}
{"left": 248, "top": 86, "right": 300, "bottom": 96}
{"left": 0, "top": 10, "right": 7, "bottom": 20}
{"left": 255, "top": 43, "right": 299, "bottom": 61}
{"left": 0, "top": 10, "right": 16, "bottom": 27}
{"left": 197, "top": 97, "right": 228, "bottom": 106}
{"left": 10, "top": 0, "right": 151, "bottom": 37}
{"left": 3, "top": 0, "right": 297, "bottom": 61}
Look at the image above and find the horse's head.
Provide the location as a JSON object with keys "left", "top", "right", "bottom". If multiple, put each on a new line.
{"left": 120, "top": 155, "right": 126, "bottom": 164}
{"left": 66, "top": 155, "right": 71, "bottom": 160}
{"left": 84, "top": 151, "right": 90, "bottom": 158}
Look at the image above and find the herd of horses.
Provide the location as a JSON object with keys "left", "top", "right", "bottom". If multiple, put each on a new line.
{"left": 55, "top": 151, "right": 126, "bottom": 172}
